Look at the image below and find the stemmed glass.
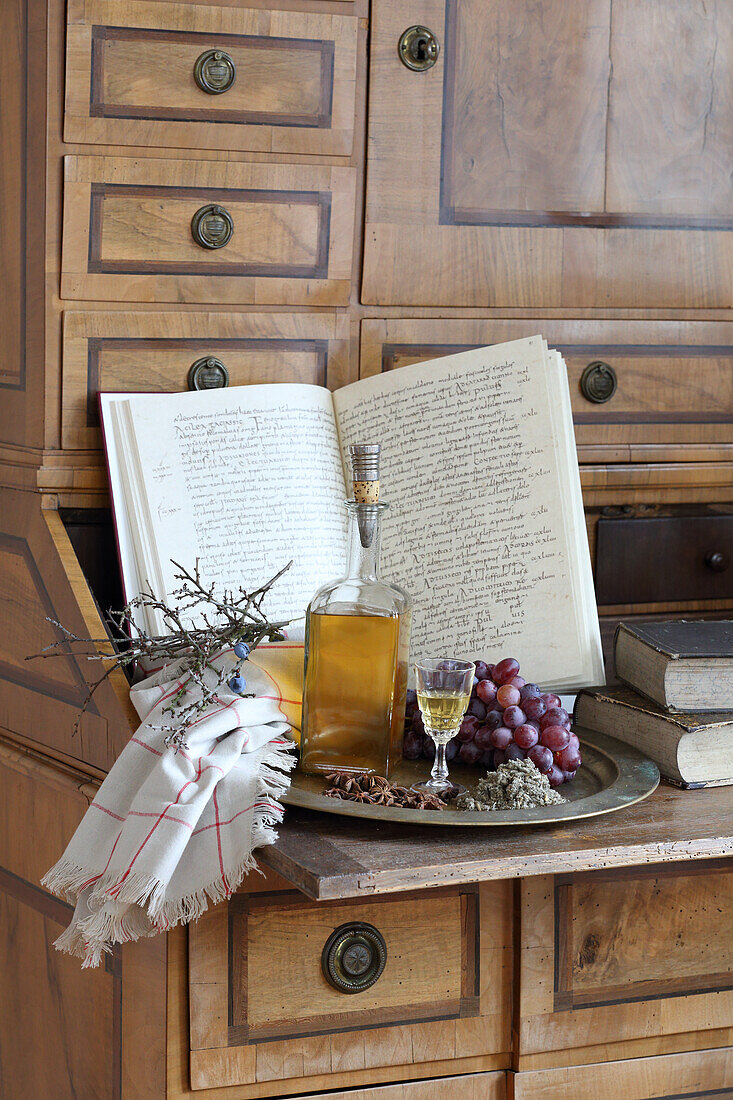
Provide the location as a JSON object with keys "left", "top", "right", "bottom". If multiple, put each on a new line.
{"left": 412, "top": 658, "right": 475, "bottom": 797}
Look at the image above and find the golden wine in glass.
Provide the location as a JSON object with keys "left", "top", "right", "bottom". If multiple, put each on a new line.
{"left": 412, "top": 658, "right": 475, "bottom": 796}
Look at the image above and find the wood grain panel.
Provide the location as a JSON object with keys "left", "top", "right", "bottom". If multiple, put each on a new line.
{"left": 302, "top": 1074, "right": 507, "bottom": 1099}
{"left": 360, "top": 318, "right": 733, "bottom": 464}
{"left": 519, "top": 863, "right": 733, "bottom": 1057}
{"left": 0, "top": 833, "right": 119, "bottom": 1098}
{"left": 555, "top": 863, "right": 733, "bottom": 1007}
{"left": 0, "top": 738, "right": 167, "bottom": 1100}
{"left": 62, "top": 310, "right": 352, "bottom": 449}
{"left": 0, "top": 0, "right": 47, "bottom": 451}
{"left": 363, "top": 0, "right": 733, "bottom": 307}
{"left": 188, "top": 880, "right": 511, "bottom": 1092}
{"left": 62, "top": 156, "right": 356, "bottom": 305}
{"left": 259, "top": 788, "right": 733, "bottom": 901}
{"left": 65, "top": 0, "right": 358, "bottom": 155}
{"left": 440, "top": 0, "right": 610, "bottom": 221}
{"left": 606, "top": 1, "right": 733, "bottom": 219}
{"left": 0, "top": 489, "right": 134, "bottom": 771}
{"left": 239, "top": 892, "right": 468, "bottom": 1039}
{"left": 513, "top": 1047, "right": 733, "bottom": 1099}
{"left": 0, "top": 0, "right": 26, "bottom": 394}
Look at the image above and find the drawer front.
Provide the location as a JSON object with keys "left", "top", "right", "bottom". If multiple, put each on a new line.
{"left": 62, "top": 310, "right": 352, "bottom": 449}
{"left": 595, "top": 513, "right": 733, "bottom": 606}
{"left": 513, "top": 1048, "right": 733, "bottom": 1099}
{"left": 61, "top": 155, "right": 356, "bottom": 305}
{"left": 301, "top": 1074, "right": 507, "bottom": 1099}
{"left": 518, "top": 862, "right": 733, "bottom": 1058}
{"left": 65, "top": 0, "right": 359, "bottom": 156}
{"left": 360, "top": 318, "right": 733, "bottom": 464}
{"left": 188, "top": 882, "right": 512, "bottom": 1092}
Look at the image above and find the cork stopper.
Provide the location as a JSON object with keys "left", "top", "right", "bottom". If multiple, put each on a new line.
{"left": 349, "top": 444, "right": 380, "bottom": 503}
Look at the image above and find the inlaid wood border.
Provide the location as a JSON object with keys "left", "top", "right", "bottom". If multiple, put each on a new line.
{"left": 553, "top": 860, "right": 733, "bottom": 1011}
{"left": 0, "top": 0, "right": 27, "bottom": 391}
{"left": 89, "top": 25, "right": 335, "bottom": 128}
{"left": 87, "top": 183, "right": 332, "bottom": 279}
{"left": 438, "top": 0, "right": 733, "bottom": 232}
{"left": 0, "top": 531, "right": 100, "bottom": 712}
{"left": 62, "top": 156, "right": 355, "bottom": 305}
{"left": 84, "top": 337, "right": 330, "bottom": 428}
{"left": 226, "top": 887, "right": 480, "bottom": 1046}
{"left": 0, "top": 864, "right": 122, "bottom": 1098}
{"left": 378, "top": 342, "right": 733, "bottom": 426}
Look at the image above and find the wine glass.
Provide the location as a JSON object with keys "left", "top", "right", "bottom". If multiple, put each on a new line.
{"left": 412, "top": 658, "right": 475, "bottom": 797}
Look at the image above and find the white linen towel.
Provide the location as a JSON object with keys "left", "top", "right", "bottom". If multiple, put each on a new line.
{"left": 42, "top": 650, "right": 296, "bottom": 968}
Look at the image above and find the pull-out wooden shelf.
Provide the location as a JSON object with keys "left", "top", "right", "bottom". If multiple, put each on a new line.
{"left": 259, "top": 783, "right": 733, "bottom": 899}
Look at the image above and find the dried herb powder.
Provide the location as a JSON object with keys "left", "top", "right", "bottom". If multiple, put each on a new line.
{"left": 457, "top": 758, "right": 566, "bottom": 811}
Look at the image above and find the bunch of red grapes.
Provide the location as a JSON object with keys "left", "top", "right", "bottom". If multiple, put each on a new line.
{"left": 403, "top": 657, "right": 582, "bottom": 787}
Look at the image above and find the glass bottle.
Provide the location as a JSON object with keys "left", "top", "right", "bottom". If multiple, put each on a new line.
{"left": 300, "top": 444, "right": 411, "bottom": 777}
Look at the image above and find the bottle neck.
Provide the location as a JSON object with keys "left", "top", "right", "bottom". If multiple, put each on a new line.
{"left": 344, "top": 501, "right": 386, "bottom": 582}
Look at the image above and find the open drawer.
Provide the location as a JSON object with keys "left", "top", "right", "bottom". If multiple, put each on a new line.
{"left": 187, "top": 878, "right": 512, "bottom": 1093}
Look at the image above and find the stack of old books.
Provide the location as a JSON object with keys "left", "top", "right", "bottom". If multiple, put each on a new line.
{"left": 574, "top": 621, "right": 733, "bottom": 788}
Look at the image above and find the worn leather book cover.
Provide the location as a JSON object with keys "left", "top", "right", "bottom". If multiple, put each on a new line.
{"left": 617, "top": 620, "right": 733, "bottom": 659}
{"left": 614, "top": 621, "right": 733, "bottom": 712}
{"left": 574, "top": 685, "right": 733, "bottom": 788}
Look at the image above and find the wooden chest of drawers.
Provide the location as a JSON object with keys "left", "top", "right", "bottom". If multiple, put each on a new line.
{"left": 0, "top": 0, "right": 732, "bottom": 1095}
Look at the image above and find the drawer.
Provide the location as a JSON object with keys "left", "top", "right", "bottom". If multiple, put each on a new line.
{"left": 518, "top": 862, "right": 733, "bottom": 1060}
{"left": 513, "top": 1048, "right": 733, "bottom": 1099}
{"left": 61, "top": 155, "right": 356, "bottom": 305}
{"left": 65, "top": 0, "right": 359, "bottom": 156}
{"left": 595, "top": 512, "right": 733, "bottom": 605}
{"left": 360, "top": 319, "right": 733, "bottom": 463}
{"left": 188, "top": 882, "right": 512, "bottom": 1092}
{"left": 61, "top": 310, "right": 352, "bottom": 449}
{"left": 298, "top": 1074, "right": 507, "bottom": 1099}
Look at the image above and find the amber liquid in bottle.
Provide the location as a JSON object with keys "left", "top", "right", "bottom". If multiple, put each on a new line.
{"left": 300, "top": 490, "right": 411, "bottom": 777}
{"left": 302, "top": 610, "right": 408, "bottom": 774}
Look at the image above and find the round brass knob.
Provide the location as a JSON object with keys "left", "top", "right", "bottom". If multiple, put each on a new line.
{"left": 580, "top": 360, "right": 617, "bottom": 404}
{"left": 193, "top": 49, "right": 236, "bottom": 94}
{"left": 188, "top": 356, "right": 229, "bottom": 390}
{"left": 321, "top": 922, "right": 387, "bottom": 994}
{"left": 705, "top": 550, "right": 730, "bottom": 573}
{"left": 398, "top": 26, "right": 440, "bottom": 71}
{"left": 191, "top": 204, "right": 234, "bottom": 250}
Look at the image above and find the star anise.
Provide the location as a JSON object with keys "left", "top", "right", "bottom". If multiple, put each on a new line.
{"left": 321, "top": 771, "right": 446, "bottom": 811}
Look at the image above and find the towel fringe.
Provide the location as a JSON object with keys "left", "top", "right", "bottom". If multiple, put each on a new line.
{"left": 44, "top": 736, "right": 297, "bottom": 966}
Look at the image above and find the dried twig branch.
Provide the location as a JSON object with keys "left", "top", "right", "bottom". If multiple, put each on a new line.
{"left": 26, "top": 560, "right": 293, "bottom": 751}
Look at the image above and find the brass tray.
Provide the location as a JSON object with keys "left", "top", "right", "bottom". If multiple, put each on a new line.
{"left": 283, "top": 728, "right": 659, "bottom": 826}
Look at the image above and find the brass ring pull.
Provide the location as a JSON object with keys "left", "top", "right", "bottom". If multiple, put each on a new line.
{"left": 580, "top": 361, "right": 617, "bottom": 404}
{"left": 398, "top": 26, "right": 440, "bottom": 71}
{"left": 188, "top": 356, "right": 229, "bottom": 390}
{"left": 321, "top": 922, "right": 387, "bottom": 994}
{"left": 194, "top": 49, "right": 236, "bottom": 94}
{"left": 191, "top": 204, "right": 234, "bottom": 250}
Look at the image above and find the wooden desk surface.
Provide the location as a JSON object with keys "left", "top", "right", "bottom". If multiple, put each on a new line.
{"left": 259, "top": 782, "right": 733, "bottom": 899}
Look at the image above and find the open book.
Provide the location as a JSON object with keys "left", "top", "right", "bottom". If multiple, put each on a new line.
{"left": 100, "top": 336, "right": 604, "bottom": 691}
